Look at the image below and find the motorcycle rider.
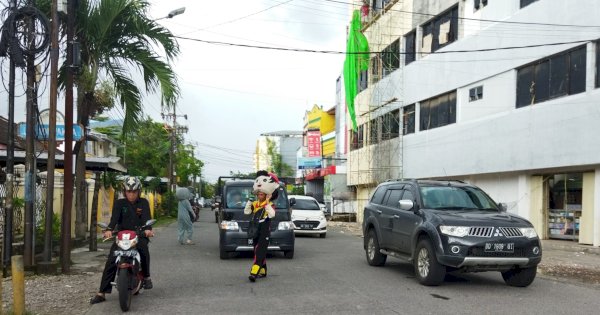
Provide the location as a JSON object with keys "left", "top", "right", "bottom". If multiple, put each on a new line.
{"left": 90, "top": 176, "right": 155, "bottom": 304}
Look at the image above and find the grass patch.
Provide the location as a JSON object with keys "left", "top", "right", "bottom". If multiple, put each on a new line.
{"left": 154, "top": 216, "right": 177, "bottom": 227}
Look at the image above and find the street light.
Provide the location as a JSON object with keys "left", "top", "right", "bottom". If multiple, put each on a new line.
{"left": 155, "top": 7, "right": 186, "bottom": 21}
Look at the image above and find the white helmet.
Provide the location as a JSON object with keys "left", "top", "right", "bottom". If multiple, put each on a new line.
{"left": 123, "top": 176, "right": 142, "bottom": 191}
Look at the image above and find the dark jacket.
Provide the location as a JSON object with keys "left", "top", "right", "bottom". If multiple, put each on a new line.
{"left": 108, "top": 197, "right": 152, "bottom": 232}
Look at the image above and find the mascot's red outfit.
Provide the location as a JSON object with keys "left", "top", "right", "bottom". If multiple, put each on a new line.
{"left": 244, "top": 170, "right": 279, "bottom": 282}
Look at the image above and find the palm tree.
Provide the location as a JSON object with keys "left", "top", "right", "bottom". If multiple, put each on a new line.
{"left": 72, "top": 0, "right": 180, "bottom": 238}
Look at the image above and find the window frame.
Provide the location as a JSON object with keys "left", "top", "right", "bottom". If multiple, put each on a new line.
{"left": 402, "top": 104, "right": 415, "bottom": 135}
{"left": 421, "top": 5, "right": 458, "bottom": 54}
{"left": 419, "top": 91, "right": 457, "bottom": 131}
{"left": 515, "top": 45, "right": 587, "bottom": 108}
{"left": 405, "top": 30, "right": 416, "bottom": 65}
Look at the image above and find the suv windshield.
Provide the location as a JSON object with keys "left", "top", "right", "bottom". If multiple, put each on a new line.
{"left": 419, "top": 185, "right": 499, "bottom": 211}
{"left": 291, "top": 199, "right": 320, "bottom": 210}
{"left": 225, "top": 186, "right": 254, "bottom": 209}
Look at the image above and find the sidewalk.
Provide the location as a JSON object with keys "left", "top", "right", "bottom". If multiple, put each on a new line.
{"left": 327, "top": 221, "right": 600, "bottom": 287}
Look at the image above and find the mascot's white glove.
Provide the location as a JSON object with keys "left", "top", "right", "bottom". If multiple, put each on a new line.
{"left": 244, "top": 200, "right": 253, "bottom": 215}
{"left": 265, "top": 203, "right": 275, "bottom": 218}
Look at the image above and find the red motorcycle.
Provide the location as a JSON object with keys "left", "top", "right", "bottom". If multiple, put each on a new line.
{"left": 98, "top": 219, "right": 156, "bottom": 312}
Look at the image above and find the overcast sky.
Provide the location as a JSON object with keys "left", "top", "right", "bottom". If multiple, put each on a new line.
{"left": 145, "top": 0, "right": 350, "bottom": 182}
{"left": 0, "top": 0, "right": 351, "bottom": 183}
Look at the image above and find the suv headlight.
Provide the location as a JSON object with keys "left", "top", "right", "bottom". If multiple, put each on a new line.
{"left": 278, "top": 221, "right": 294, "bottom": 230}
{"left": 519, "top": 227, "right": 538, "bottom": 239}
{"left": 220, "top": 220, "right": 239, "bottom": 231}
{"left": 440, "top": 226, "right": 470, "bottom": 237}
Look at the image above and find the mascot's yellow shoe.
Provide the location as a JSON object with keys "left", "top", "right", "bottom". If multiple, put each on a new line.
{"left": 249, "top": 264, "right": 260, "bottom": 282}
{"left": 258, "top": 267, "right": 267, "bottom": 278}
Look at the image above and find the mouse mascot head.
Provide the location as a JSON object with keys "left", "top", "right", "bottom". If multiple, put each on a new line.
{"left": 253, "top": 170, "right": 280, "bottom": 201}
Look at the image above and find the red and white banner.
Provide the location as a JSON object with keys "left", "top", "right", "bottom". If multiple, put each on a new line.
{"left": 306, "top": 130, "right": 322, "bottom": 157}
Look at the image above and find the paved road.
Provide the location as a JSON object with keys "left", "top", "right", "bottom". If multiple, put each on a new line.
{"left": 88, "top": 209, "right": 600, "bottom": 314}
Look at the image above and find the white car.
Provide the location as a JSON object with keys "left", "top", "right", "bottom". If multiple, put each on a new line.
{"left": 289, "top": 195, "right": 327, "bottom": 238}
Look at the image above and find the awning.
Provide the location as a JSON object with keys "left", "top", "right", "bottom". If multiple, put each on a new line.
{"left": 0, "top": 150, "right": 127, "bottom": 173}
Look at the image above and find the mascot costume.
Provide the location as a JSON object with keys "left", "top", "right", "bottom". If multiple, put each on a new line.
{"left": 244, "top": 170, "right": 280, "bottom": 282}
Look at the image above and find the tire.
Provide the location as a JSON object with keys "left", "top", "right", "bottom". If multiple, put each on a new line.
{"left": 414, "top": 239, "right": 446, "bottom": 286}
{"left": 501, "top": 266, "right": 537, "bottom": 287}
{"left": 365, "top": 229, "right": 386, "bottom": 266}
{"left": 320, "top": 233, "right": 327, "bottom": 238}
{"left": 283, "top": 250, "right": 294, "bottom": 259}
{"left": 117, "top": 268, "right": 132, "bottom": 312}
{"left": 219, "top": 245, "right": 230, "bottom": 260}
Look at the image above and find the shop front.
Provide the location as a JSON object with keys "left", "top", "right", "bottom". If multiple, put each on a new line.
{"left": 547, "top": 173, "right": 582, "bottom": 241}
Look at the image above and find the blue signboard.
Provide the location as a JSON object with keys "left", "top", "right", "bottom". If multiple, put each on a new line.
{"left": 298, "top": 157, "right": 322, "bottom": 169}
{"left": 17, "top": 123, "right": 84, "bottom": 141}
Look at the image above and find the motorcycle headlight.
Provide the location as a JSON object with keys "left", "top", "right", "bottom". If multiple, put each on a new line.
{"left": 117, "top": 238, "right": 137, "bottom": 250}
{"left": 519, "top": 227, "right": 538, "bottom": 239}
{"left": 278, "top": 221, "right": 294, "bottom": 230}
{"left": 439, "top": 226, "right": 470, "bottom": 237}
{"left": 220, "top": 220, "right": 239, "bottom": 231}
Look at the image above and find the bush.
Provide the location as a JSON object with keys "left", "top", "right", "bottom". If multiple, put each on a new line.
{"left": 35, "top": 211, "right": 61, "bottom": 245}
{"left": 159, "top": 191, "right": 177, "bottom": 217}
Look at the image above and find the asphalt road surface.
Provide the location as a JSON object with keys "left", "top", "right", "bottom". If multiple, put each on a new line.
{"left": 87, "top": 209, "right": 600, "bottom": 315}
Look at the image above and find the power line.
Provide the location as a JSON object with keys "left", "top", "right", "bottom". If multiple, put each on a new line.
{"left": 175, "top": 35, "right": 595, "bottom": 55}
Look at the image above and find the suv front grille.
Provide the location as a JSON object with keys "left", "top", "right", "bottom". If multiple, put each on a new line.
{"left": 468, "top": 227, "right": 494, "bottom": 237}
{"left": 467, "top": 227, "right": 524, "bottom": 237}
{"left": 499, "top": 227, "right": 523, "bottom": 237}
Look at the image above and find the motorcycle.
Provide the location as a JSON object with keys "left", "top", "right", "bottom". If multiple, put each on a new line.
{"left": 98, "top": 219, "right": 156, "bottom": 312}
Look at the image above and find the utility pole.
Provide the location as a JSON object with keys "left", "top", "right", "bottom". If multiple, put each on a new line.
{"left": 3, "top": 0, "right": 17, "bottom": 275}
{"left": 23, "top": 1, "right": 37, "bottom": 268}
{"left": 44, "top": 0, "right": 59, "bottom": 263}
{"left": 162, "top": 110, "right": 187, "bottom": 193}
{"left": 61, "top": 0, "right": 76, "bottom": 274}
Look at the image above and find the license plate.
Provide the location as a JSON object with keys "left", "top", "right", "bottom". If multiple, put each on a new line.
{"left": 248, "top": 239, "right": 253, "bottom": 245}
{"left": 484, "top": 243, "right": 514, "bottom": 253}
{"left": 301, "top": 224, "right": 312, "bottom": 229}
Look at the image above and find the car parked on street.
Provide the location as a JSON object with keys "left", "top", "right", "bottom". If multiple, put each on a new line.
{"left": 218, "top": 179, "right": 295, "bottom": 259}
{"left": 363, "top": 179, "right": 542, "bottom": 287}
{"left": 289, "top": 195, "right": 327, "bottom": 238}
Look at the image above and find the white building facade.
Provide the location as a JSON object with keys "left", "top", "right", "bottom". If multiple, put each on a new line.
{"left": 348, "top": 0, "right": 600, "bottom": 246}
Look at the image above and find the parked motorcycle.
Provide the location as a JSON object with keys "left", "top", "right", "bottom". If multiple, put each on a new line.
{"left": 98, "top": 220, "right": 156, "bottom": 312}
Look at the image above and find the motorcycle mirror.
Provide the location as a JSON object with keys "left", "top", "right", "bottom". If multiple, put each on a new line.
{"left": 145, "top": 219, "right": 157, "bottom": 226}
{"left": 97, "top": 222, "right": 109, "bottom": 229}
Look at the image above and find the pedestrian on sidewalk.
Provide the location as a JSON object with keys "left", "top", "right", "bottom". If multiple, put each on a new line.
{"left": 245, "top": 170, "right": 279, "bottom": 282}
{"left": 177, "top": 187, "right": 196, "bottom": 245}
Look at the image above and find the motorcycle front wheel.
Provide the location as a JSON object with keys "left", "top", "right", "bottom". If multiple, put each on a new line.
{"left": 117, "top": 268, "right": 132, "bottom": 311}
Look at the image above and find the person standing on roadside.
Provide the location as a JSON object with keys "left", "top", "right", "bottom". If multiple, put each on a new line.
{"left": 177, "top": 187, "right": 196, "bottom": 245}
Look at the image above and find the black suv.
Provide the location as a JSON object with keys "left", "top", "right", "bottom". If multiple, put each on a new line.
{"left": 218, "top": 179, "right": 295, "bottom": 259}
{"left": 363, "top": 179, "right": 542, "bottom": 287}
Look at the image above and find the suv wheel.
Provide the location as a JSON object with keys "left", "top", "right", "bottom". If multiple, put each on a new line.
{"left": 501, "top": 266, "right": 537, "bottom": 287}
{"left": 366, "top": 229, "right": 387, "bottom": 266}
{"left": 219, "top": 246, "right": 230, "bottom": 260}
{"left": 414, "top": 239, "right": 446, "bottom": 286}
{"left": 283, "top": 250, "right": 294, "bottom": 259}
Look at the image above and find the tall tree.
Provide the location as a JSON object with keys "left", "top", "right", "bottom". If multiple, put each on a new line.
{"left": 71, "top": 0, "right": 180, "bottom": 238}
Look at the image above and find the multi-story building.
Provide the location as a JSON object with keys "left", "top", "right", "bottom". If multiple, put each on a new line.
{"left": 253, "top": 131, "right": 302, "bottom": 178}
{"left": 347, "top": 0, "right": 600, "bottom": 246}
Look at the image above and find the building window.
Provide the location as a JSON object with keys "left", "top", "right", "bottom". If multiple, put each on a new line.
{"left": 402, "top": 104, "right": 415, "bottom": 135}
{"left": 419, "top": 91, "right": 456, "bottom": 131}
{"left": 382, "top": 39, "right": 399, "bottom": 77}
{"left": 474, "top": 0, "right": 488, "bottom": 10}
{"left": 357, "top": 124, "right": 364, "bottom": 149}
{"left": 369, "top": 118, "right": 380, "bottom": 145}
{"left": 421, "top": 5, "right": 458, "bottom": 54}
{"left": 469, "top": 86, "right": 483, "bottom": 102}
{"left": 405, "top": 30, "right": 416, "bottom": 65}
{"left": 516, "top": 46, "right": 586, "bottom": 108}
{"left": 520, "top": 0, "right": 539, "bottom": 8}
{"left": 382, "top": 109, "right": 400, "bottom": 140}
{"left": 359, "top": 70, "right": 368, "bottom": 92}
{"left": 597, "top": 41, "right": 600, "bottom": 88}
{"left": 371, "top": 56, "right": 380, "bottom": 84}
